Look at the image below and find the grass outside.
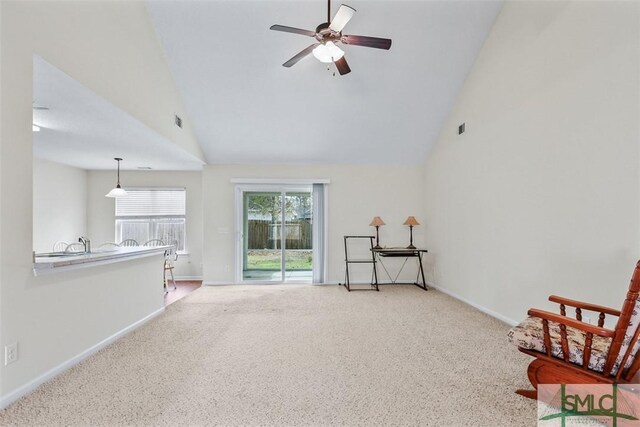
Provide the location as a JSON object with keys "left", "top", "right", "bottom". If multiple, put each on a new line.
{"left": 246, "top": 249, "right": 312, "bottom": 271}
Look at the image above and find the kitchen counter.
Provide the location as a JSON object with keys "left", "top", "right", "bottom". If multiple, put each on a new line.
{"left": 33, "top": 246, "right": 170, "bottom": 276}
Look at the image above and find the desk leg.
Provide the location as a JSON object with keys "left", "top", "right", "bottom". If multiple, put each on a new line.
{"left": 345, "top": 264, "right": 351, "bottom": 292}
{"left": 372, "top": 254, "right": 379, "bottom": 291}
{"left": 415, "top": 252, "right": 428, "bottom": 291}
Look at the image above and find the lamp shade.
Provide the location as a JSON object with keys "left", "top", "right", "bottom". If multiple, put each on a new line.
{"left": 403, "top": 216, "right": 420, "bottom": 226}
{"left": 369, "top": 216, "right": 386, "bottom": 227}
{"left": 105, "top": 185, "right": 128, "bottom": 198}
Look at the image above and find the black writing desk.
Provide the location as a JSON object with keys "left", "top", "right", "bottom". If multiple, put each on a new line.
{"left": 372, "top": 248, "right": 428, "bottom": 291}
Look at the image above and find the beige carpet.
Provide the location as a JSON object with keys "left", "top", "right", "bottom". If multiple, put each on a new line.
{"left": 0, "top": 285, "right": 536, "bottom": 426}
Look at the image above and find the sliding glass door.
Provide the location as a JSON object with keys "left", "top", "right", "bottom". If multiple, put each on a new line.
{"left": 242, "top": 192, "right": 283, "bottom": 281}
{"left": 284, "top": 192, "right": 313, "bottom": 282}
{"left": 240, "top": 187, "right": 314, "bottom": 283}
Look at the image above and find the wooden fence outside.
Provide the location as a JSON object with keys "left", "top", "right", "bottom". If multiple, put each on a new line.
{"left": 247, "top": 220, "right": 312, "bottom": 249}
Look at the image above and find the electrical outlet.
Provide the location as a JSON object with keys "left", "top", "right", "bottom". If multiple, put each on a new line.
{"left": 5, "top": 342, "right": 18, "bottom": 366}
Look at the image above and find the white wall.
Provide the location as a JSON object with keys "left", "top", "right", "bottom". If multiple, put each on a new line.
{"left": 0, "top": 0, "right": 200, "bottom": 402}
{"left": 87, "top": 170, "right": 203, "bottom": 278}
{"left": 202, "top": 164, "right": 427, "bottom": 284}
{"left": 33, "top": 158, "right": 88, "bottom": 253}
{"left": 423, "top": 1, "right": 640, "bottom": 325}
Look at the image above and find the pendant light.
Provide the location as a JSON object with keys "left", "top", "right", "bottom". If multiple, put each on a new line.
{"left": 105, "top": 157, "right": 128, "bottom": 198}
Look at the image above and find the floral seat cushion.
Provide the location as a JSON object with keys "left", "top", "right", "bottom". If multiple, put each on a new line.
{"left": 507, "top": 316, "right": 612, "bottom": 373}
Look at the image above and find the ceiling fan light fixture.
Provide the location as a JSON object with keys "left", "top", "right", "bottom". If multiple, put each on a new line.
{"left": 270, "top": 0, "right": 391, "bottom": 74}
{"left": 312, "top": 41, "right": 344, "bottom": 63}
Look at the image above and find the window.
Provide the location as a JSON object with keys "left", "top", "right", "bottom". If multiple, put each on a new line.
{"left": 115, "top": 188, "right": 187, "bottom": 253}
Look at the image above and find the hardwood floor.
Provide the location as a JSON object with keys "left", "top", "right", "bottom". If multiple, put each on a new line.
{"left": 164, "top": 280, "right": 202, "bottom": 306}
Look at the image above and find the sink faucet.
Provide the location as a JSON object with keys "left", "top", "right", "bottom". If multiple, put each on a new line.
{"left": 78, "top": 237, "right": 91, "bottom": 253}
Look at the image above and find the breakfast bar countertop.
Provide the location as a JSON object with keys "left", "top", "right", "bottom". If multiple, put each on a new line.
{"left": 33, "top": 246, "right": 170, "bottom": 276}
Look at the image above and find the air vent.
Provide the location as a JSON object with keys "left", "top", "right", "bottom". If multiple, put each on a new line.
{"left": 175, "top": 114, "right": 182, "bottom": 128}
{"left": 32, "top": 102, "right": 49, "bottom": 111}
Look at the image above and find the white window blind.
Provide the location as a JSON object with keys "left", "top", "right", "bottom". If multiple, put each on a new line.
{"left": 114, "top": 188, "right": 187, "bottom": 253}
{"left": 116, "top": 189, "right": 185, "bottom": 217}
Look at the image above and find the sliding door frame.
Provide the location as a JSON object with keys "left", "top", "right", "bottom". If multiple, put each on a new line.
{"left": 234, "top": 184, "right": 327, "bottom": 284}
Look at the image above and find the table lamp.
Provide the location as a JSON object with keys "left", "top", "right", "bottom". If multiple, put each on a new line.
{"left": 369, "top": 216, "right": 385, "bottom": 249}
{"left": 403, "top": 216, "right": 420, "bottom": 249}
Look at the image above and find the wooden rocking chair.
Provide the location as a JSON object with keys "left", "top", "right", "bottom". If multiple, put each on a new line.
{"left": 508, "top": 260, "right": 640, "bottom": 399}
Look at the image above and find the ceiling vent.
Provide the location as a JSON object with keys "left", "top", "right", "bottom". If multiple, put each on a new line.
{"left": 32, "top": 102, "right": 49, "bottom": 111}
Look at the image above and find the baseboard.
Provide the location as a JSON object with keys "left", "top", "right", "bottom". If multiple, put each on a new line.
{"left": 431, "top": 285, "right": 518, "bottom": 326}
{"left": 203, "top": 281, "right": 336, "bottom": 286}
{"left": 0, "top": 307, "right": 165, "bottom": 410}
{"left": 174, "top": 275, "right": 203, "bottom": 281}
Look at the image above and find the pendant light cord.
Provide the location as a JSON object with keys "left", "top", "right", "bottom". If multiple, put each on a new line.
{"left": 115, "top": 157, "right": 123, "bottom": 188}
{"left": 327, "top": 0, "right": 330, "bottom": 23}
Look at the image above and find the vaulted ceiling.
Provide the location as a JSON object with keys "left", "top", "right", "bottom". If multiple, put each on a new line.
{"left": 147, "top": 0, "right": 503, "bottom": 165}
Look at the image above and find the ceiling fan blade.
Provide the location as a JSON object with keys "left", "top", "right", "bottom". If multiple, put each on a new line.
{"left": 270, "top": 25, "right": 316, "bottom": 37}
{"left": 282, "top": 44, "right": 320, "bottom": 68}
{"left": 334, "top": 56, "right": 351, "bottom": 76}
{"left": 329, "top": 5, "right": 356, "bottom": 32}
{"left": 341, "top": 35, "right": 392, "bottom": 50}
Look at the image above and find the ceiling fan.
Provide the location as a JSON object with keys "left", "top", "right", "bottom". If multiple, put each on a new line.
{"left": 269, "top": 0, "right": 392, "bottom": 76}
